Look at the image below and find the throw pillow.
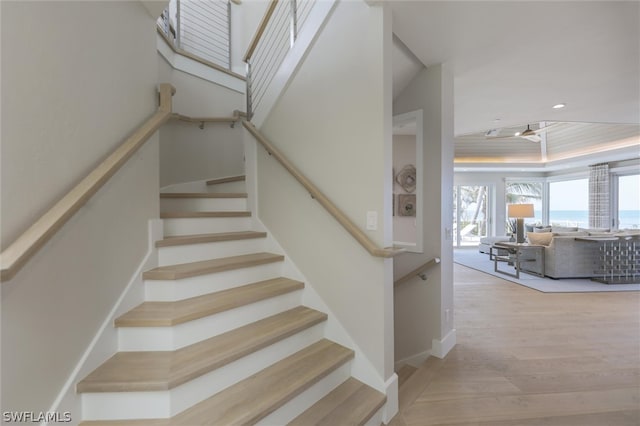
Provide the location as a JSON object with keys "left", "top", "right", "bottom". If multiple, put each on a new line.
{"left": 527, "top": 232, "right": 553, "bottom": 246}
{"left": 533, "top": 226, "right": 552, "bottom": 233}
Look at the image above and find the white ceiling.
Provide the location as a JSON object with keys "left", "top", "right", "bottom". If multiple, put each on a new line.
{"left": 390, "top": 1, "right": 640, "bottom": 153}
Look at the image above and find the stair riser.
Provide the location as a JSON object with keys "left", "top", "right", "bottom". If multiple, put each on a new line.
{"left": 207, "top": 181, "right": 246, "bottom": 193}
{"left": 162, "top": 178, "right": 245, "bottom": 193}
{"left": 160, "top": 198, "right": 247, "bottom": 213}
{"left": 158, "top": 238, "right": 269, "bottom": 266}
{"left": 144, "top": 263, "right": 284, "bottom": 301}
{"left": 163, "top": 217, "right": 252, "bottom": 236}
{"left": 83, "top": 324, "right": 326, "bottom": 420}
{"left": 255, "top": 362, "right": 352, "bottom": 426}
{"left": 118, "top": 291, "right": 303, "bottom": 351}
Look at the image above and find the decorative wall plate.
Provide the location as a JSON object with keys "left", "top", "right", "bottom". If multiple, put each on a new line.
{"left": 396, "top": 164, "right": 416, "bottom": 193}
{"left": 398, "top": 194, "right": 416, "bottom": 217}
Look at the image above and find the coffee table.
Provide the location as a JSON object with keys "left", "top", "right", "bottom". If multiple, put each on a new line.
{"left": 491, "top": 242, "right": 545, "bottom": 279}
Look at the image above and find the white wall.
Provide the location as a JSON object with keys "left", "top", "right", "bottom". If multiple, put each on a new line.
{"left": 157, "top": 55, "right": 245, "bottom": 187}
{"left": 1, "top": 1, "right": 159, "bottom": 416}
{"left": 393, "top": 64, "right": 455, "bottom": 362}
{"left": 256, "top": 0, "right": 395, "bottom": 383}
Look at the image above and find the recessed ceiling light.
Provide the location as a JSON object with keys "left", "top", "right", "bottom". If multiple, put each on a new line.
{"left": 552, "top": 103, "right": 566, "bottom": 109}
{"left": 514, "top": 132, "right": 521, "bottom": 136}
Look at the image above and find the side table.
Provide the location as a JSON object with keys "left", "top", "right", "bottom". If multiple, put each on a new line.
{"left": 492, "top": 242, "right": 545, "bottom": 279}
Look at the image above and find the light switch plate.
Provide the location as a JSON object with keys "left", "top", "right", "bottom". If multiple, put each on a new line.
{"left": 366, "top": 211, "right": 378, "bottom": 230}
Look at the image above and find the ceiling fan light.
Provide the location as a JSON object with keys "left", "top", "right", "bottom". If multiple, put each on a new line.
{"left": 520, "top": 125, "right": 535, "bottom": 136}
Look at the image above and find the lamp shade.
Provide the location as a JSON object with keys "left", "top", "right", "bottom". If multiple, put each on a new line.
{"left": 507, "top": 203, "right": 534, "bottom": 218}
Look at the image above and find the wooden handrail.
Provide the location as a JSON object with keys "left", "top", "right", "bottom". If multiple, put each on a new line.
{"left": 242, "top": 120, "right": 404, "bottom": 259}
{"left": 171, "top": 110, "right": 246, "bottom": 126}
{"left": 0, "top": 84, "right": 176, "bottom": 282}
{"left": 243, "top": 0, "right": 279, "bottom": 62}
{"left": 394, "top": 257, "right": 441, "bottom": 288}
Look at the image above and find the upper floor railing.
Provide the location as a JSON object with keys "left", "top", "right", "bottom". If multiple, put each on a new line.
{"left": 158, "top": 0, "right": 236, "bottom": 71}
{"left": 243, "top": 0, "right": 315, "bottom": 120}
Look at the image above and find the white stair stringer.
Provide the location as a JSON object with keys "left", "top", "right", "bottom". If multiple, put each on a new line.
{"left": 253, "top": 218, "right": 394, "bottom": 408}
{"left": 83, "top": 323, "right": 327, "bottom": 420}
{"left": 158, "top": 236, "right": 269, "bottom": 266}
{"left": 144, "top": 262, "right": 284, "bottom": 301}
{"left": 117, "top": 289, "right": 303, "bottom": 351}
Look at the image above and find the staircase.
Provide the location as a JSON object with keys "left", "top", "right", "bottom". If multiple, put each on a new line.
{"left": 77, "top": 176, "right": 386, "bottom": 425}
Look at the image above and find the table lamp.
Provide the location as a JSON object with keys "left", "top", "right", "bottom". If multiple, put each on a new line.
{"left": 507, "top": 203, "right": 535, "bottom": 243}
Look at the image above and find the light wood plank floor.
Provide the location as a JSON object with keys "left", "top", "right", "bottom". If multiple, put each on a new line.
{"left": 395, "top": 263, "right": 640, "bottom": 426}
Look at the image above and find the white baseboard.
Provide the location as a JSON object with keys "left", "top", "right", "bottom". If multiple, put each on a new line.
{"left": 381, "top": 373, "right": 398, "bottom": 424}
{"left": 430, "top": 328, "right": 457, "bottom": 359}
{"left": 46, "top": 219, "right": 162, "bottom": 425}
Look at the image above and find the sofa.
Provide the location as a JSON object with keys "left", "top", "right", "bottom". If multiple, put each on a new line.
{"left": 521, "top": 227, "right": 640, "bottom": 279}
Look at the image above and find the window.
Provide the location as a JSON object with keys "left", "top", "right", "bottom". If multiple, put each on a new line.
{"left": 549, "top": 178, "right": 589, "bottom": 228}
{"left": 617, "top": 174, "right": 640, "bottom": 229}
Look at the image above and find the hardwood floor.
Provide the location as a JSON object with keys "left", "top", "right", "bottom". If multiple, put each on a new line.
{"left": 394, "top": 263, "right": 640, "bottom": 425}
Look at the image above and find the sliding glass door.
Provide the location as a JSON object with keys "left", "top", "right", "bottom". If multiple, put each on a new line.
{"left": 454, "top": 185, "right": 490, "bottom": 247}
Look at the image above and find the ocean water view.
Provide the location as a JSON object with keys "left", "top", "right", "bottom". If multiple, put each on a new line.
{"left": 540, "top": 210, "right": 640, "bottom": 229}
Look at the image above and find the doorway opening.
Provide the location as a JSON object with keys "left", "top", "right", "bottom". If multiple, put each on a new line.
{"left": 453, "top": 185, "right": 490, "bottom": 247}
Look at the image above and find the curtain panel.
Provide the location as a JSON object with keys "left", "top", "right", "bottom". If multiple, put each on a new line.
{"left": 589, "top": 163, "right": 610, "bottom": 229}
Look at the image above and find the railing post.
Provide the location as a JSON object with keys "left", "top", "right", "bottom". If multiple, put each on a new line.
{"left": 246, "top": 61, "right": 253, "bottom": 120}
{"left": 227, "top": 0, "right": 233, "bottom": 70}
{"left": 161, "top": 5, "right": 170, "bottom": 37}
{"left": 176, "top": 0, "right": 182, "bottom": 48}
{"left": 290, "top": 0, "right": 298, "bottom": 46}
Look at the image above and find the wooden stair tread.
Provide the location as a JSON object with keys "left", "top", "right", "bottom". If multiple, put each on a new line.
{"left": 78, "top": 340, "right": 352, "bottom": 426}
{"left": 115, "top": 277, "right": 304, "bottom": 327}
{"left": 160, "top": 192, "right": 247, "bottom": 199}
{"left": 160, "top": 211, "right": 251, "bottom": 218}
{"left": 78, "top": 306, "right": 327, "bottom": 393}
{"left": 143, "top": 252, "right": 284, "bottom": 280}
{"left": 289, "top": 378, "right": 386, "bottom": 426}
{"left": 172, "top": 339, "right": 353, "bottom": 425}
{"left": 206, "top": 175, "right": 245, "bottom": 185}
{"left": 155, "top": 231, "right": 267, "bottom": 248}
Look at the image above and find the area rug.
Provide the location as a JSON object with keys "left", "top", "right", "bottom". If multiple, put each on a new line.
{"left": 454, "top": 248, "right": 640, "bottom": 293}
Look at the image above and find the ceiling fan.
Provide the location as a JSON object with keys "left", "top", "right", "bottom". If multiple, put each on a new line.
{"left": 485, "top": 123, "right": 557, "bottom": 143}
